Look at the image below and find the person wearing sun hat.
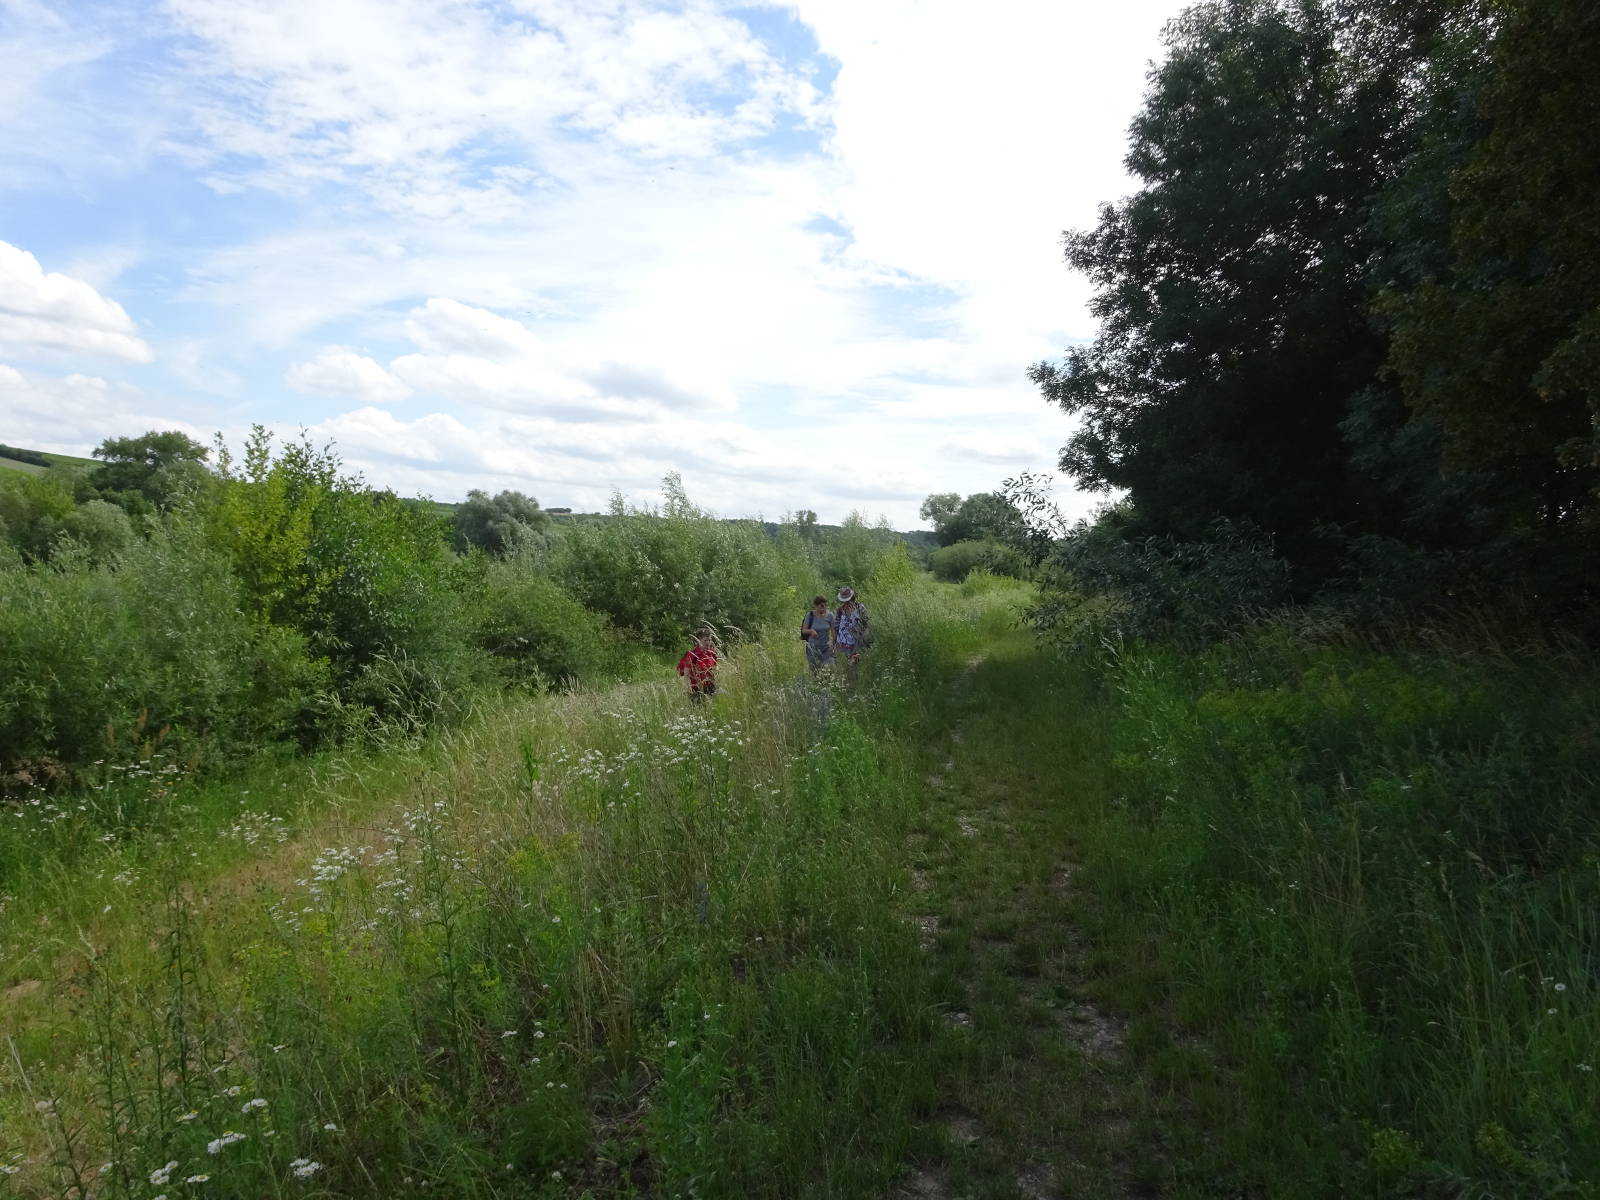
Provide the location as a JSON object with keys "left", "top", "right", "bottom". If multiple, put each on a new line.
{"left": 833, "top": 585, "right": 869, "bottom": 684}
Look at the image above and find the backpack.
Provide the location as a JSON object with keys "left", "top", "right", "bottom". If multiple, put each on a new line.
{"left": 801, "top": 611, "right": 814, "bottom": 642}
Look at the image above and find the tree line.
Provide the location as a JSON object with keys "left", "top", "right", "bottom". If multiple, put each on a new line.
{"left": 0, "top": 428, "right": 912, "bottom": 789}
{"left": 1026, "top": 0, "right": 1598, "bottom": 633}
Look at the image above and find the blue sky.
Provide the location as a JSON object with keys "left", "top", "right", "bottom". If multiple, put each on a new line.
{"left": 1, "top": 0, "right": 1185, "bottom": 526}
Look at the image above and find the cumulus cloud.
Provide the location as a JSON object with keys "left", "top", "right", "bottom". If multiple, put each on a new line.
{"left": 287, "top": 347, "right": 411, "bottom": 403}
{"left": 166, "top": 0, "right": 821, "bottom": 209}
{"left": 0, "top": 362, "right": 202, "bottom": 452}
{"left": 380, "top": 297, "right": 736, "bottom": 419}
{"left": 2, "top": 0, "right": 1187, "bottom": 525}
{"left": 0, "top": 241, "right": 152, "bottom": 363}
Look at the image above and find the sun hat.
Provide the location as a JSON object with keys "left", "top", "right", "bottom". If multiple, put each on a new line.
{"left": 837, "top": 586, "right": 855, "bottom": 602}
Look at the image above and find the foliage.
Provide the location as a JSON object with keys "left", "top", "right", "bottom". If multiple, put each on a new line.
{"left": 0, "top": 443, "right": 50, "bottom": 467}
{"left": 808, "top": 511, "right": 901, "bottom": 590}
{"left": 0, "top": 516, "right": 321, "bottom": 788}
{"left": 467, "top": 559, "right": 614, "bottom": 691}
{"left": 920, "top": 491, "right": 1025, "bottom": 548}
{"left": 208, "top": 427, "right": 476, "bottom": 724}
{"left": 1379, "top": 0, "right": 1600, "bottom": 599}
{"left": 550, "top": 476, "right": 789, "bottom": 649}
{"left": 451, "top": 488, "right": 550, "bottom": 556}
{"left": 0, "top": 470, "right": 75, "bottom": 561}
{"left": 87, "top": 429, "right": 212, "bottom": 515}
{"left": 928, "top": 538, "right": 1029, "bottom": 583}
{"left": 55, "top": 498, "right": 136, "bottom": 565}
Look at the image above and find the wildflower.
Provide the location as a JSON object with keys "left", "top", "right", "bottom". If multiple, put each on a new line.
{"left": 178, "top": 1111, "right": 199, "bottom": 1122}
{"left": 242, "top": 1098, "right": 268, "bottom": 1113}
{"left": 1549, "top": 1008, "right": 1558, "bottom": 1015}
{"left": 290, "top": 1159, "right": 322, "bottom": 1178}
{"left": 1555, "top": 983, "right": 1568, "bottom": 992}
{"left": 323, "top": 1122, "right": 339, "bottom": 1131}
{"left": 1579, "top": 1064, "right": 1594, "bottom": 1073}
{"left": 185, "top": 1175, "right": 210, "bottom": 1183}
{"left": 206, "top": 1131, "right": 247, "bottom": 1154}
{"left": 33, "top": 1099, "right": 54, "bottom": 1113}
{"left": 551, "top": 916, "right": 561, "bottom": 924}
{"left": 150, "top": 1161, "right": 179, "bottom": 1185}
{"left": 500, "top": 1030, "right": 517, "bottom": 1039}
{"left": 222, "top": 1085, "right": 242, "bottom": 1097}
{"left": 533, "top": 1030, "right": 545, "bottom": 1040}
{"left": 271, "top": 1044, "right": 288, "bottom": 1053}
{"left": 666, "top": 1040, "right": 677, "bottom": 1049}
{"left": 0, "top": 1166, "right": 18, "bottom": 1177}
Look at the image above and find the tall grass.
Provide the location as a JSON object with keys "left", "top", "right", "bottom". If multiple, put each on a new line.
{"left": 0, "top": 577, "right": 1020, "bottom": 1198}
{"left": 1053, "top": 615, "right": 1600, "bottom": 1194}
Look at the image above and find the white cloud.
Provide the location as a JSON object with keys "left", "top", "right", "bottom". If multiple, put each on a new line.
{"left": 0, "top": 241, "right": 152, "bottom": 364}
{"left": 2, "top": 0, "right": 1189, "bottom": 526}
{"left": 0, "top": 362, "right": 202, "bottom": 452}
{"left": 379, "top": 297, "right": 736, "bottom": 418}
{"left": 287, "top": 347, "right": 411, "bottom": 404}
{"left": 166, "top": 0, "right": 820, "bottom": 208}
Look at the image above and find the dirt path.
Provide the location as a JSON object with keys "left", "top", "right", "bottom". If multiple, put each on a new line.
{"left": 893, "top": 643, "right": 1172, "bottom": 1200}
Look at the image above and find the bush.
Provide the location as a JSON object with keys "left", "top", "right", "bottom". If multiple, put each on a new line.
{"left": 549, "top": 477, "right": 788, "bottom": 649}
{"left": 210, "top": 428, "right": 480, "bottom": 725}
{"left": 55, "top": 499, "right": 136, "bottom": 564}
{"left": 928, "top": 538, "right": 1029, "bottom": 583}
{"left": 469, "top": 562, "right": 613, "bottom": 690}
{"left": 1029, "top": 506, "right": 1289, "bottom": 646}
{"left": 0, "top": 516, "right": 323, "bottom": 787}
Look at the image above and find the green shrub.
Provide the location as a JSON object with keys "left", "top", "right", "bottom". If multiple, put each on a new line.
{"left": 928, "top": 538, "right": 1029, "bottom": 582}
{"left": 55, "top": 498, "right": 136, "bottom": 564}
{"left": 468, "top": 562, "right": 613, "bottom": 690}
{"left": 0, "top": 516, "right": 323, "bottom": 786}
{"left": 549, "top": 476, "right": 788, "bottom": 649}
{"left": 210, "top": 427, "right": 480, "bottom": 726}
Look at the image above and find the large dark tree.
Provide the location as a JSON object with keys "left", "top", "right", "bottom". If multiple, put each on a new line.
{"left": 1380, "top": 0, "right": 1600, "bottom": 596}
{"left": 1032, "top": 0, "right": 1432, "bottom": 576}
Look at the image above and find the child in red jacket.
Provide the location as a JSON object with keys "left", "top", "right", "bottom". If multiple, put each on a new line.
{"left": 677, "top": 626, "right": 718, "bottom": 703}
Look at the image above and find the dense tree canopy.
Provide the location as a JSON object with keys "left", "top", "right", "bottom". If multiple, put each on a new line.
{"left": 88, "top": 430, "right": 211, "bottom": 513}
{"left": 1034, "top": 0, "right": 1598, "bottom": 610}
{"left": 920, "top": 491, "right": 1026, "bottom": 548}
{"left": 451, "top": 489, "right": 550, "bottom": 556}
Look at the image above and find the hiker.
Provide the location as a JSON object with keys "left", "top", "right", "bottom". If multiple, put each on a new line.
{"left": 833, "top": 586, "right": 869, "bottom": 684}
{"left": 800, "top": 594, "right": 833, "bottom": 672}
{"left": 677, "top": 626, "right": 718, "bottom": 703}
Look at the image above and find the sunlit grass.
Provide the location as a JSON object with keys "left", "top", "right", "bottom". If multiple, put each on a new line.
{"left": 0, "top": 577, "right": 1028, "bottom": 1198}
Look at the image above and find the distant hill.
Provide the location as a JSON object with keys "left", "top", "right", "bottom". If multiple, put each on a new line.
{"left": 0, "top": 446, "right": 97, "bottom": 477}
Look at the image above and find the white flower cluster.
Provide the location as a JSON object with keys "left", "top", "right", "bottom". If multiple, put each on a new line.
{"left": 206, "top": 1131, "right": 247, "bottom": 1154}
{"left": 290, "top": 1158, "right": 323, "bottom": 1178}
{"left": 225, "top": 810, "right": 292, "bottom": 849}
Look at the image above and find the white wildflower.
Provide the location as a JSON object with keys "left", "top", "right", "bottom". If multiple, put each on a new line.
{"left": 206, "top": 1131, "right": 247, "bottom": 1154}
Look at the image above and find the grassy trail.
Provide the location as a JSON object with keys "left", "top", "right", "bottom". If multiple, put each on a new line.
{"left": 888, "top": 626, "right": 1205, "bottom": 1200}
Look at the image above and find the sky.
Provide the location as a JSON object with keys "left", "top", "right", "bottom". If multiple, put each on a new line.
{"left": 1, "top": 0, "right": 1186, "bottom": 528}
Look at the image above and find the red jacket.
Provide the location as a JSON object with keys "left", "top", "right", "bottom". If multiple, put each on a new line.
{"left": 677, "top": 644, "right": 717, "bottom": 687}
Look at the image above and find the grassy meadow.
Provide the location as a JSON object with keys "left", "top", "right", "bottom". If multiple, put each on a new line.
{"left": 0, "top": 578, "right": 1024, "bottom": 1199}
